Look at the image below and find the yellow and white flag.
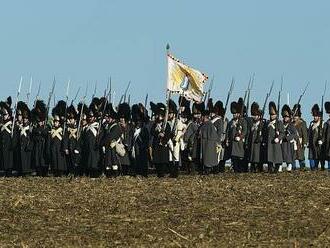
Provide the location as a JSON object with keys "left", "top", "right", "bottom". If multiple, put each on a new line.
{"left": 167, "top": 54, "right": 208, "bottom": 102}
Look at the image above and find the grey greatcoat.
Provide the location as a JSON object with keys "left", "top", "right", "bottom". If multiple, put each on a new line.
{"left": 183, "top": 121, "right": 200, "bottom": 161}
{"left": 226, "top": 118, "right": 247, "bottom": 159}
{"left": 294, "top": 119, "right": 308, "bottom": 161}
{"left": 308, "top": 121, "right": 323, "bottom": 160}
{"left": 212, "top": 116, "right": 226, "bottom": 161}
{"left": 281, "top": 122, "right": 297, "bottom": 164}
{"left": 323, "top": 119, "right": 330, "bottom": 161}
{"left": 200, "top": 120, "right": 220, "bottom": 168}
{"left": 247, "top": 120, "right": 263, "bottom": 163}
{"left": 264, "top": 119, "right": 284, "bottom": 164}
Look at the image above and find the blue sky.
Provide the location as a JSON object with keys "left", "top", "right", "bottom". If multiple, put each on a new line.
{"left": 1, "top": 0, "right": 330, "bottom": 119}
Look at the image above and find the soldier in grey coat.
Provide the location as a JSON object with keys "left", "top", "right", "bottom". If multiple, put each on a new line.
{"left": 247, "top": 102, "right": 263, "bottom": 172}
{"left": 292, "top": 104, "right": 308, "bottom": 170}
{"left": 210, "top": 100, "right": 227, "bottom": 173}
{"left": 280, "top": 105, "right": 297, "bottom": 172}
{"left": 308, "top": 104, "right": 325, "bottom": 170}
{"left": 322, "top": 102, "right": 330, "bottom": 170}
{"left": 226, "top": 98, "right": 247, "bottom": 173}
{"left": 200, "top": 108, "right": 220, "bottom": 174}
{"left": 264, "top": 101, "right": 284, "bottom": 173}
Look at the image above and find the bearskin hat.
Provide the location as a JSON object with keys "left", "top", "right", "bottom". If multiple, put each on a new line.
{"left": 178, "top": 95, "right": 190, "bottom": 108}
{"left": 52, "top": 100, "right": 67, "bottom": 122}
{"left": 168, "top": 99, "right": 178, "bottom": 114}
{"left": 132, "top": 104, "right": 148, "bottom": 123}
{"left": 67, "top": 104, "right": 77, "bottom": 119}
{"left": 0, "top": 101, "right": 11, "bottom": 116}
{"left": 251, "top": 102, "right": 261, "bottom": 116}
{"left": 230, "top": 101, "right": 238, "bottom": 114}
{"left": 213, "top": 100, "right": 225, "bottom": 117}
{"left": 325, "top": 102, "right": 330, "bottom": 114}
{"left": 17, "top": 101, "right": 30, "bottom": 119}
{"left": 281, "top": 104, "right": 292, "bottom": 118}
{"left": 207, "top": 98, "right": 214, "bottom": 112}
{"left": 269, "top": 101, "right": 277, "bottom": 115}
{"left": 105, "top": 103, "right": 118, "bottom": 119}
{"left": 77, "top": 103, "right": 88, "bottom": 119}
{"left": 237, "top": 97, "right": 244, "bottom": 114}
{"left": 31, "top": 100, "right": 47, "bottom": 122}
{"left": 192, "top": 102, "right": 205, "bottom": 114}
{"left": 156, "top": 103, "right": 166, "bottom": 116}
{"left": 311, "top": 104, "right": 321, "bottom": 117}
{"left": 118, "top": 102, "right": 131, "bottom": 121}
{"left": 292, "top": 104, "right": 302, "bottom": 117}
{"left": 150, "top": 102, "right": 157, "bottom": 115}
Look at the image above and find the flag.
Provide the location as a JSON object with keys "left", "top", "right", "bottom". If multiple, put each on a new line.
{"left": 167, "top": 53, "right": 208, "bottom": 102}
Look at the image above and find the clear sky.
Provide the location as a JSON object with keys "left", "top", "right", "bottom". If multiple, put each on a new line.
{"left": 1, "top": 0, "right": 329, "bottom": 119}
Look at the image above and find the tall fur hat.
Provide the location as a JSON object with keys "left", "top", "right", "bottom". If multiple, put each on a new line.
{"left": 156, "top": 103, "right": 166, "bottom": 116}
{"left": 67, "top": 104, "right": 77, "bottom": 119}
{"left": 281, "top": 104, "right": 292, "bottom": 118}
{"left": 325, "top": 102, "right": 330, "bottom": 114}
{"left": 192, "top": 102, "right": 205, "bottom": 114}
{"left": 311, "top": 104, "right": 321, "bottom": 117}
{"left": 118, "top": 102, "right": 131, "bottom": 121}
{"left": 251, "top": 102, "right": 261, "bottom": 116}
{"left": 31, "top": 100, "right": 47, "bottom": 122}
{"left": 105, "top": 103, "right": 118, "bottom": 119}
{"left": 230, "top": 101, "right": 238, "bottom": 114}
{"left": 213, "top": 100, "right": 225, "bottom": 117}
{"left": 52, "top": 100, "right": 67, "bottom": 122}
{"left": 178, "top": 95, "right": 190, "bottom": 108}
{"left": 292, "top": 104, "right": 302, "bottom": 117}
{"left": 269, "top": 101, "right": 277, "bottom": 115}
{"left": 168, "top": 99, "right": 178, "bottom": 114}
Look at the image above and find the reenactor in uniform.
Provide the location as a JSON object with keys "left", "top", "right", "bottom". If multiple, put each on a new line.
{"left": 226, "top": 98, "right": 247, "bottom": 173}
{"left": 82, "top": 98, "right": 101, "bottom": 177}
{"left": 323, "top": 102, "right": 330, "bottom": 170}
{"left": 150, "top": 103, "right": 171, "bottom": 177}
{"left": 280, "top": 105, "right": 297, "bottom": 172}
{"left": 64, "top": 105, "right": 80, "bottom": 175}
{"left": 199, "top": 107, "right": 221, "bottom": 174}
{"left": 131, "top": 104, "right": 150, "bottom": 176}
{"left": 264, "top": 102, "right": 284, "bottom": 173}
{"left": 117, "top": 103, "right": 132, "bottom": 175}
{"left": 48, "top": 101, "right": 67, "bottom": 176}
{"left": 17, "top": 102, "right": 33, "bottom": 176}
{"left": 308, "top": 104, "right": 325, "bottom": 170}
{"left": 0, "top": 98, "right": 14, "bottom": 176}
{"left": 246, "top": 102, "right": 264, "bottom": 172}
{"left": 210, "top": 100, "right": 227, "bottom": 173}
{"left": 76, "top": 103, "right": 88, "bottom": 176}
{"left": 183, "top": 102, "right": 204, "bottom": 174}
{"left": 31, "top": 100, "right": 49, "bottom": 176}
{"left": 167, "top": 99, "right": 181, "bottom": 177}
{"left": 292, "top": 104, "right": 308, "bottom": 170}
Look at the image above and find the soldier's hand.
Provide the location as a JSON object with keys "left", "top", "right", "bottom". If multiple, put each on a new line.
{"left": 318, "top": 140, "right": 323, "bottom": 146}
{"left": 235, "top": 136, "right": 241, "bottom": 142}
{"left": 159, "top": 132, "right": 165, "bottom": 138}
{"left": 274, "top": 138, "right": 280, "bottom": 144}
{"left": 65, "top": 149, "right": 69, "bottom": 155}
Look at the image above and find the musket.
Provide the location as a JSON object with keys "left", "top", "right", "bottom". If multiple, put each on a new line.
{"left": 246, "top": 73, "right": 255, "bottom": 116}
{"left": 70, "top": 87, "right": 81, "bottom": 105}
{"left": 96, "top": 86, "right": 112, "bottom": 137}
{"left": 27, "top": 77, "right": 33, "bottom": 107}
{"left": 162, "top": 90, "right": 172, "bottom": 131}
{"left": 277, "top": 76, "right": 283, "bottom": 115}
{"left": 128, "top": 94, "right": 131, "bottom": 105}
{"left": 33, "top": 81, "right": 41, "bottom": 108}
{"left": 77, "top": 85, "right": 88, "bottom": 140}
{"left": 123, "top": 81, "right": 131, "bottom": 103}
{"left": 91, "top": 81, "right": 97, "bottom": 100}
{"left": 292, "top": 82, "right": 310, "bottom": 117}
{"left": 63, "top": 80, "right": 71, "bottom": 136}
{"left": 318, "top": 81, "right": 327, "bottom": 142}
{"left": 11, "top": 77, "right": 23, "bottom": 137}
{"left": 261, "top": 80, "right": 275, "bottom": 118}
{"left": 45, "top": 77, "right": 56, "bottom": 126}
{"left": 224, "top": 77, "right": 235, "bottom": 117}
{"left": 205, "top": 74, "right": 214, "bottom": 105}
{"left": 108, "top": 77, "right": 112, "bottom": 103}
{"left": 144, "top": 93, "right": 148, "bottom": 108}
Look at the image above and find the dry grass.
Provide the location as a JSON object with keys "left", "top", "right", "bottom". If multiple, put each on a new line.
{"left": 1, "top": 172, "right": 330, "bottom": 247}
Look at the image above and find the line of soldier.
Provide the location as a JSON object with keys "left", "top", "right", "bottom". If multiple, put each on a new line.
{"left": 0, "top": 94, "right": 329, "bottom": 177}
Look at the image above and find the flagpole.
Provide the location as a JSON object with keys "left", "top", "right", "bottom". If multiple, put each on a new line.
{"left": 163, "top": 43, "right": 171, "bottom": 131}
